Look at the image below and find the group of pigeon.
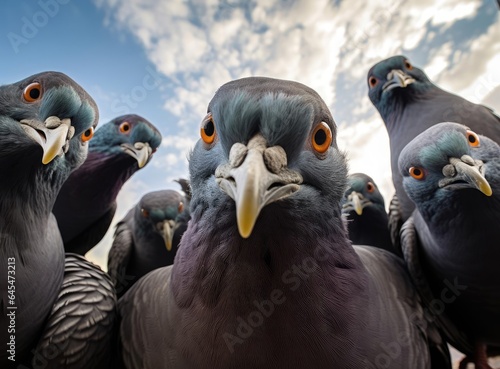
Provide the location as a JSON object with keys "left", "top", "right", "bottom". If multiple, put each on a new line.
{"left": 0, "top": 54, "right": 498, "bottom": 369}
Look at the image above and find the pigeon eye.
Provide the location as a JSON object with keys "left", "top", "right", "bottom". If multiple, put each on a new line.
{"left": 200, "top": 113, "right": 216, "bottom": 145}
{"left": 409, "top": 167, "right": 425, "bottom": 180}
{"left": 81, "top": 127, "right": 94, "bottom": 142}
{"left": 23, "top": 82, "right": 42, "bottom": 102}
{"left": 141, "top": 208, "right": 149, "bottom": 218}
{"left": 366, "top": 182, "right": 375, "bottom": 193}
{"left": 404, "top": 60, "right": 413, "bottom": 70}
{"left": 311, "top": 122, "right": 332, "bottom": 154}
{"left": 178, "top": 202, "right": 184, "bottom": 213}
{"left": 119, "top": 122, "right": 131, "bottom": 133}
{"left": 466, "top": 130, "right": 480, "bottom": 147}
{"left": 368, "top": 76, "right": 378, "bottom": 89}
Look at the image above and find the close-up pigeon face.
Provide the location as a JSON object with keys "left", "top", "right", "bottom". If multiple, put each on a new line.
{"left": 90, "top": 114, "right": 162, "bottom": 169}
{"left": 399, "top": 122, "right": 496, "bottom": 216}
{"left": 341, "top": 173, "right": 385, "bottom": 216}
{"left": 189, "top": 76, "right": 347, "bottom": 239}
{"left": 367, "top": 55, "right": 431, "bottom": 112}
{"left": 0, "top": 71, "right": 98, "bottom": 174}
{"left": 136, "top": 190, "right": 185, "bottom": 251}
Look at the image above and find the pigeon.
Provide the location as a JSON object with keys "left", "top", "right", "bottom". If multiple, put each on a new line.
{"left": 0, "top": 72, "right": 116, "bottom": 368}
{"left": 117, "top": 77, "right": 450, "bottom": 369}
{"left": 53, "top": 114, "right": 162, "bottom": 255}
{"left": 341, "top": 173, "right": 395, "bottom": 254}
{"left": 367, "top": 55, "right": 500, "bottom": 221}
{"left": 398, "top": 122, "right": 500, "bottom": 369}
{"left": 107, "top": 189, "right": 187, "bottom": 297}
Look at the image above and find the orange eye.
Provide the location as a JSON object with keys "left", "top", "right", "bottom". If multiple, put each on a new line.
{"left": 141, "top": 208, "right": 149, "bottom": 218}
{"left": 200, "top": 113, "right": 216, "bottom": 145}
{"left": 368, "top": 76, "right": 378, "bottom": 88}
{"left": 366, "top": 182, "right": 375, "bottom": 193}
{"left": 81, "top": 127, "right": 94, "bottom": 142}
{"left": 119, "top": 122, "right": 131, "bottom": 133}
{"left": 23, "top": 82, "right": 42, "bottom": 102}
{"left": 409, "top": 167, "right": 425, "bottom": 180}
{"left": 404, "top": 60, "right": 413, "bottom": 70}
{"left": 311, "top": 122, "right": 332, "bottom": 154}
{"left": 178, "top": 202, "right": 184, "bottom": 213}
{"left": 466, "top": 130, "right": 480, "bottom": 147}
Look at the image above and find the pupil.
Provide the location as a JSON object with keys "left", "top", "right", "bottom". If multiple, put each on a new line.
{"left": 204, "top": 121, "right": 215, "bottom": 136}
{"left": 414, "top": 169, "right": 421, "bottom": 176}
{"left": 468, "top": 135, "right": 476, "bottom": 143}
{"left": 315, "top": 129, "right": 327, "bottom": 145}
{"left": 30, "top": 88, "right": 40, "bottom": 99}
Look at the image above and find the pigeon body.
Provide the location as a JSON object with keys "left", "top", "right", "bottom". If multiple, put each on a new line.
{"left": 0, "top": 72, "right": 115, "bottom": 368}
{"left": 53, "top": 114, "right": 162, "bottom": 255}
{"left": 118, "top": 77, "right": 450, "bottom": 369}
{"left": 107, "top": 189, "right": 187, "bottom": 297}
{"left": 341, "top": 173, "right": 394, "bottom": 253}
{"left": 398, "top": 122, "right": 500, "bottom": 366}
{"left": 368, "top": 55, "right": 500, "bottom": 220}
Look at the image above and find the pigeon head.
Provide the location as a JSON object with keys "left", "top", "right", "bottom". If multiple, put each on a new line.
{"left": 189, "top": 76, "right": 347, "bottom": 239}
{"left": 90, "top": 114, "right": 162, "bottom": 169}
{"left": 135, "top": 190, "right": 185, "bottom": 252}
{"left": 399, "top": 122, "right": 497, "bottom": 218}
{"left": 341, "top": 173, "right": 385, "bottom": 216}
{"left": 0, "top": 71, "right": 98, "bottom": 176}
{"left": 367, "top": 55, "right": 432, "bottom": 118}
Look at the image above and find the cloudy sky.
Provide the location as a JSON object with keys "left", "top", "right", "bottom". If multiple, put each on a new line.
{"left": 1, "top": 0, "right": 499, "bottom": 267}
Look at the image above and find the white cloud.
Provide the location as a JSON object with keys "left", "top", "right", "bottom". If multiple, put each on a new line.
{"left": 430, "top": 1, "right": 481, "bottom": 26}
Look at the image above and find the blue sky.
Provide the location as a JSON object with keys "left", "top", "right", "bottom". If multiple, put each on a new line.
{"left": 1, "top": 0, "right": 499, "bottom": 266}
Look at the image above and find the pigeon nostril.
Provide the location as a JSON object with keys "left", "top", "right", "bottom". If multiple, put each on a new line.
{"left": 264, "top": 146, "right": 287, "bottom": 174}
{"left": 229, "top": 143, "right": 247, "bottom": 168}
{"left": 442, "top": 164, "right": 456, "bottom": 178}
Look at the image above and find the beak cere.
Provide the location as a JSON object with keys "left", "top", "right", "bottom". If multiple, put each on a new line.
{"left": 20, "top": 116, "right": 74, "bottom": 164}
{"left": 121, "top": 142, "right": 152, "bottom": 168}
{"left": 216, "top": 134, "right": 303, "bottom": 239}
{"left": 382, "top": 69, "right": 415, "bottom": 92}
{"left": 439, "top": 155, "right": 493, "bottom": 196}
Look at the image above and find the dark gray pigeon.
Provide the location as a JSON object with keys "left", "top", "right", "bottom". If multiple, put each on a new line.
{"left": 107, "top": 189, "right": 187, "bottom": 297}
{"left": 53, "top": 114, "right": 162, "bottom": 255}
{"left": 368, "top": 55, "right": 500, "bottom": 221}
{"left": 341, "top": 173, "right": 395, "bottom": 254}
{"left": 398, "top": 122, "right": 500, "bottom": 369}
{"left": 117, "top": 77, "right": 450, "bottom": 369}
{"left": 0, "top": 72, "right": 116, "bottom": 369}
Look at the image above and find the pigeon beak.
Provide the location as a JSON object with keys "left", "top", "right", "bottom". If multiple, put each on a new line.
{"left": 439, "top": 155, "right": 492, "bottom": 196}
{"left": 349, "top": 191, "right": 364, "bottom": 216}
{"left": 216, "top": 134, "right": 302, "bottom": 238}
{"left": 121, "top": 142, "right": 152, "bottom": 168}
{"left": 20, "top": 116, "right": 74, "bottom": 164}
{"left": 157, "top": 219, "right": 176, "bottom": 252}
{"left": 382, "top": 69, "right": 415, "bottom": 92}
